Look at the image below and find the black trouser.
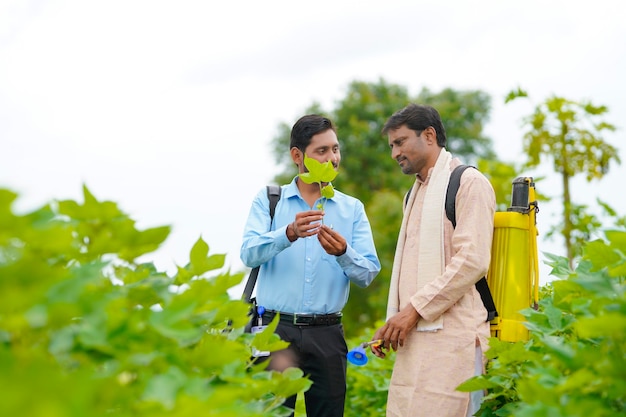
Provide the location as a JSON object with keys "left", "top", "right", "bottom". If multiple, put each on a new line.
{"left": 262, "top": 318, "right": 348, "bottom": 417}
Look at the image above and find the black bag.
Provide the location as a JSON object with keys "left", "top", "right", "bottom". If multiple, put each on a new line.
{"left": 242, "top": 185, "right": 281, "bottom": 333}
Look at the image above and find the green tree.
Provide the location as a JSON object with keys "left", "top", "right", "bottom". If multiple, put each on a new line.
{"left": 269, "top": 79, "right": 514, "bottom": 332}
{"left": 506, "top": 89, "right": 620, "bottom": 265}
{"left": 416, "top": 87, "right": 495, "bottom": 164}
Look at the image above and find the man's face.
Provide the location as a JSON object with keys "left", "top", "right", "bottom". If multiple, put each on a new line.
{"left": 387, "top": 125, "right": 428, "bottom": 176}
{"left": 301, "top": 129, "right": 341, "bottom": 173}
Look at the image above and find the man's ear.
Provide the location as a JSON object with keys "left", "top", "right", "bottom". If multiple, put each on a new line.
{"left": 290, "top": 147, "right": 302, "bottom": 165}
{"left": 423, "top": 126, "right": 437, "bottom": 145}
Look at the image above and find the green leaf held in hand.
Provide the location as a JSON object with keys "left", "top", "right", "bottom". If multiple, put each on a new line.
{"left": 302, "top": 155, "right": 338, "bottom": 183}
{"left": 299, "top": 154, "right": 338, "bottom": 213}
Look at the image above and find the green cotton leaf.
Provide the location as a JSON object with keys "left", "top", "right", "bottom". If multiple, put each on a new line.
{"left": 271, "top": 368, "right": 312, "bottom": 399}
{"left": 521, "top": 307, "right": 552, "bottom": 334}
{"left": 47, "top": 261, "right": 108, "bottom": 303}
{"left": 539, "top": 334, "right": 576, "bottom": 364}
{"left": 82, "top": 184, "right": 98, "bottom": 206}
{"left": 24, "top": 304, "right": 48, "bottom": 328}
{"left": 583, "top": 239, "right": 620, "bottom": 271}
{"left": 119, "top": 225, "right": 171, "bottom": 261}
{"left": 205, "top": 254, "right": 226, "bottom": 271}
{"left": 0, "top": 188, "right": 18, "bottom": 209}
{"left": 199, "top": 272, "right": 246, "bottom": 304}
{"left": 559, "top": 367, "right": 600, "bottom": 392}
{"left": 605, "top": 229, "right": 626, "bottom": 248}
{"left": 298, "top": 172, "right": 317, "bottom": 185}
{"left": 190, "top": 237, "right": 209, "bottom": 266}
{"left": 604, "top": 230, "right": 626, "bottom": 277}
{"left": 551, "top": 279, "right": 584, "bottom": 309}
{"left": 571, "top": 265, "right": 618, "bottom": 298}
{"left": 303, "top": 154, "right": 338, "bottom": 183}
{"left": 189, "top": 333, "right": 251, "bottom": 371}
{"left": 608, "top": 261, "right": 626, "bottom": 278}
{"left": 77, "top": 317, "right": 113, "bottom": 354}
{"left": 321, "top": 184, "right": 335, "bottom": 199}
{"left": 543, "top": 252, "right": 575, "bottom": 279}
{"left": 543, "top": 304, "right": 566, "bottom": 332}
{"left": 456, "top": 375, "right": 498, "bottom": 392}
{"left": 576, "top": 313, "right": 626, "bottom": 338}
{"left": 125, "top": 275, "right": 173, "bottom": 307}
{"left": 132, "top": 225, "right": 170, "bottom": 247}
{"left": 186, "top": 237, "right": 226, "bottom": 277}
{"left": 251, "top": 314, "right": 289, "bottom": 353}
{"left": 0, "top": 189, "right": 19, "bottom": 228}
{"left": 142, "top": 366, "right": 187, "bottom": 409}
{"left": 148, "top": 301, "right": 204, "bottom": 346}
{"left": 65, "top": 185, "right": 124, "bottom": 221}
{"left": 48, "top": 326, "right": 77, "bottom": 356}
{"left": 174, "top": 265, "right": 193, "bottom": 285}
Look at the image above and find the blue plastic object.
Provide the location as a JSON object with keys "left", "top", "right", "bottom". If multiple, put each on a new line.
{"left": 257, "top": 305, "right": 265, "bottom": 316}
{"left": 347, "top": 346, "right": 368, "bottom": 366}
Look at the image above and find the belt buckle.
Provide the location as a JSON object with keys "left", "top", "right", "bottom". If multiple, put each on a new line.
{"left": 292, "top": 314, "right": 310, "bottom": 326}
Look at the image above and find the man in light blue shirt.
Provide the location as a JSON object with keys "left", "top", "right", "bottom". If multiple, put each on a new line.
{"left": 241, "top": 114, "right": 380, "bottom": 417}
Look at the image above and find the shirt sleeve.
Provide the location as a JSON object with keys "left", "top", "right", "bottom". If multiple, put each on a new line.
{"left": 334, "top": 201, "right": 381, "bottom": 288}
{"left": 239, "top": 187, "right": 291, "bottom": 268}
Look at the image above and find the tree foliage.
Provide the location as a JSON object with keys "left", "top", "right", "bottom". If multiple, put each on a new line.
{"left": 506, "top": 89, "right": 620, "bottom": 264}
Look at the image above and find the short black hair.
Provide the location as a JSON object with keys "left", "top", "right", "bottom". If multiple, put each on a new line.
{"left": 290, "top": 114, "right": 336, "bottom": 151}
{"left": 382, "top": 103, "right": 447, "bottom": 147}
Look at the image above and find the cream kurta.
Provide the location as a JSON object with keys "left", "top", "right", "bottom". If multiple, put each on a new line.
{"left": 386, "top": 159, "right": 495, "bottom": 417}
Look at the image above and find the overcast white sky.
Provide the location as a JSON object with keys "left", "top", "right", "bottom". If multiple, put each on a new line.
{"left": 1, "top": 0, "right": 625, "bottom": 288}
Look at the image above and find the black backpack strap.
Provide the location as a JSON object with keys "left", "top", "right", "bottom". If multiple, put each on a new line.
{"left": 445, "top": 165, "right": 472, "bottom": 227}
{"left": 405, "top": 165, "right": 472, "bottom": 214}
{"left": 404, "top": 185, "right": 413, "bottom": 208}
{"left": 242, "top": 185, "right": 281, "bottom": 303}
{"left": 267, "top": 184, "right": 281, "bottom": 224}
{"left": 405, "top": 164, "right": 472, "bottom": 216}
{"left": 476, "top": 277, "right": 497, "bottom": 321}
{"left": 445, "top": 165, "right": 498, "bottom": 321}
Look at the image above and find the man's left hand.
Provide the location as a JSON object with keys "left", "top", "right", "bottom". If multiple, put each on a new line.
{"left": 317, "top": 225, "right": 347, "bottom": 256}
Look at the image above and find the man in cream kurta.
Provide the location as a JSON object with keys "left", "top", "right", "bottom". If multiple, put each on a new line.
{"left": 373, "top": 104, "right": 496, "bottom": 417}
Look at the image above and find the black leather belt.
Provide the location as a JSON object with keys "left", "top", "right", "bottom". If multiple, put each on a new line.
{"left": 265, "top": 310, "right": 342, "bottom": 326}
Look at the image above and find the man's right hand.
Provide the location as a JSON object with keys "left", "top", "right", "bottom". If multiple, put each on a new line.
{"left": 287, "top": 210, "right": 324, "bottom": 241}
{"left": 372, "top": 304, "right": 421, "bottom": 355}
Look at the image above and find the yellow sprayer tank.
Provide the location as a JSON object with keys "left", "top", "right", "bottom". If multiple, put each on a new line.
{"left": 487, "top": 177, "right": 539, "bottom": 342}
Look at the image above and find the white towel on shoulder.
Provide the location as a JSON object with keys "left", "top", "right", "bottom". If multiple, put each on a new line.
{"left": 386, "top": 149, "right": 452, "bottom": 331}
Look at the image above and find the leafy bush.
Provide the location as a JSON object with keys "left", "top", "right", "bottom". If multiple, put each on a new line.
{"left": 459, "top": 230, "right": 626, "bottom": 416}
{"left": 0, "top": 186, "right": 311, "bottom": 416}
{"left": 343, "top": 230, "right": 626, "bottom": 416}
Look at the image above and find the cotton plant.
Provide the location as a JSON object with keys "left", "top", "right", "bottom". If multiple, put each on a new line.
{"left": 298, "top": 154, "right": 338, "bottom": 211}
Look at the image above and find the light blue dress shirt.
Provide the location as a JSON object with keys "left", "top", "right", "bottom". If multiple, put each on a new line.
{"left": 240, "top": 177, "right": 381, "bottom": 315}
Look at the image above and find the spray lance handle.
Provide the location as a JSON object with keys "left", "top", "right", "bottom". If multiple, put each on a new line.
{"left": 257, "top": 305, "right": 265, "bottom": 327}
{"left": 347, "top": 339, "right": 384, "bottom": 366}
